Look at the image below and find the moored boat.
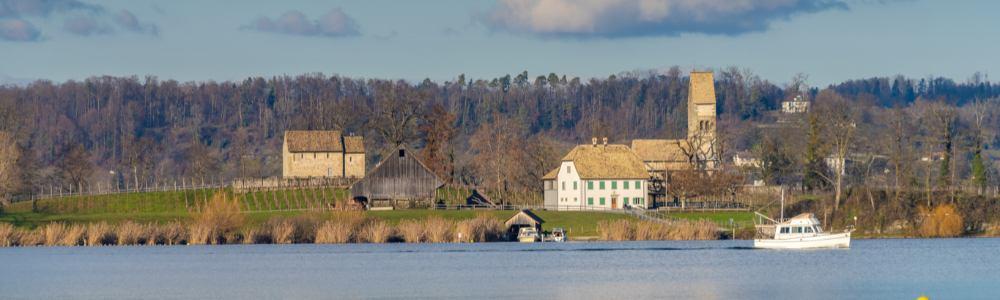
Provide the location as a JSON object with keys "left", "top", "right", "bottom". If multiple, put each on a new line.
{"left": 518, "top": 227, "right": 540, "bottom": 243}
{"left": 753, "top": 213, "right": 851, "bottom": 249}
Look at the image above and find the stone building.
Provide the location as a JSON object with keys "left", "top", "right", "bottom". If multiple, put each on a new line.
{"left": 282, "top": 130, "right": 365, "bottom": 178}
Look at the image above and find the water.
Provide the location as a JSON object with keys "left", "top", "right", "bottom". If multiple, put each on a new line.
{"left": 2, "top": 239, "right": 998, "bottom": 299}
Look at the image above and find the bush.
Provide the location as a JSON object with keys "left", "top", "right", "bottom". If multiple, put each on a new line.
{"left": 919, "top": 204, "right": 964, "bottom": 237}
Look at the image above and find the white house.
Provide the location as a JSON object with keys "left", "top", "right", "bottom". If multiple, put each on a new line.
{"left": 543, "top": 139, "right": 650, "bottom": 211}
{"left": 781, "top": 95, "right": 810, "bottom": 114}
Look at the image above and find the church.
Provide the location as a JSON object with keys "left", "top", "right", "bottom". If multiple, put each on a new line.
{"left": 543, "top": 71, "right": 718, "bottom": 210}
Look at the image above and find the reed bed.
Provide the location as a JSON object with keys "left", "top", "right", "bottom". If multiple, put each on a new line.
{"left": 599, "top": 219, "right": 720, "bottom": 241}
{"left": 0, "top": 212, "right": 724, "bottom": 247}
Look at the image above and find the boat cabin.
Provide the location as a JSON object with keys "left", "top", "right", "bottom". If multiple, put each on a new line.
{"left": 771, "top": 213, "right": 824, "bottom": 239}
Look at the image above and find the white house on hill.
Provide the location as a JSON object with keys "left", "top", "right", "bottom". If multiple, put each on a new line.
{"left": 543, "top": 138, "right": 650, "bottom": 211}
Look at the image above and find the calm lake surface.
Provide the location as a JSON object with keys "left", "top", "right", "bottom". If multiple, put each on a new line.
{"left": 2, "top": 238, "right": 999, "bottom": 299}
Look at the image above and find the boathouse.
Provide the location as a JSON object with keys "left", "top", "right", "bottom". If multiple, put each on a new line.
{"left": 505, "top": 210, "right": 544, "bottom": 239}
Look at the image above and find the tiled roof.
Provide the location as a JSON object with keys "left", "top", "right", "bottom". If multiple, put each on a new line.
{"left": 561, "top": 144, "right": 648, "bottom": 179}
{"left": 343, "top": 136, "right": 365, "bottom": 153}
{"left": 285, "top": 130, "right": 343, "bottom": 152}
{"left": 631, "top": 139, "right": 689, "bottom": 162}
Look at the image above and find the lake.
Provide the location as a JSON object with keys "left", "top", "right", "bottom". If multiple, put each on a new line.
{"left": 1, "top": 238, "right": 998, "bottom": 299}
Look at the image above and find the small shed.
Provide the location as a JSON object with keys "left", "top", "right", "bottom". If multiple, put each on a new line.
{"left": 505, "top": 210, "right": 544, "bottom": 238}
{"left": 465, "top": 189, "right": 495, "bottom": 207}
{"left": 350, "top": 146, "right": 445, "bottom": 208}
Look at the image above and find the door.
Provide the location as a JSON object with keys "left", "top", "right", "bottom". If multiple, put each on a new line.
{"left": 611, "top": 197, "right": 617, "bottom": 209}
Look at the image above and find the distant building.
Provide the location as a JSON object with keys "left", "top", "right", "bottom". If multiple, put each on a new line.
{"left": 781, "top": 95, "right": 810, "bottom": 114}
{"left": 282, "top": 130, "right": 365, "bottom": 178}
{"left": 542, "top": 138, "right": 650, "bottom": 211}
{"left": 350, "top": 146, "right": 444, "bottom": 208}
{"left": 733, "top": 152, "right": 762, "bottom": 169}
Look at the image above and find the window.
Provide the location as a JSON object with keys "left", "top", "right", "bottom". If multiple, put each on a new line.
{"left": 399, "top": 149, "right": 406, "bottom": 157}
{"left": 313, "top": 153, "right": 317, "bottom": 159}
{"left": 587, "top": 197, "right": 593, "bottom": 205}
{"left": 634, "top": 181, "right": 641, "bottom": 189}
{"left": 804, "top": 227, "right": 814, "bottom": 233}
{"left": 780, "top": 227, "right": 790, "bottom": 234}
{"left": 599, "top": 181, "right": 605, "bottom": 190}
{"left": 349, "top": 156, "right": 352, "bottom": 162}
{"left": 611, "top": 181, "right": 617, "bottom": 189}
{"left": 599, "top": 197, "right": 605, "bottom": 205}
{"left": 623, "top": 197, "right": 629, "bottom": 205}
{"left": 574, "top": 197, "right": 577, "bottom": 203}
{"left": 573, "top": 182, "right": 578, "bottom": 190}
{"left": 587, "top": 181, "right": 594, "bottom": 190}
{"left": 561, "top": 182, "right": 565, "bottom": 191}
{"left": 793, "top": 227, "right": 803, "bottom": 234}
{"left": 623, "top": 181, "right": 629, "bottom": 190}
{"left": 566, "top": 166, "right": 572, "bottom": 174}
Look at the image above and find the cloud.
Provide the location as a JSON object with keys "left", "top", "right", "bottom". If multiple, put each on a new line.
{"left": 0, "top": 18, "right": 40, "bottom": 41}
{"left": 0, "top": 0, "right": 103, "bottom": 18}
{"left": 243, "top": 8, "right": 360, "bottom": 38}
{"left": 62, "top": 15, "right": 110, "bottom": 36}
{"left": 113, "top": 9, "right": 158, "bottom": 36}
{"left": 480, "top": 0, "right": 848, "bottom": 38}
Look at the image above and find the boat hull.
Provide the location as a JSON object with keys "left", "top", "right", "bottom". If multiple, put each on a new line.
{"left": 753, "top": 232, "right": 851, "bottom": 249}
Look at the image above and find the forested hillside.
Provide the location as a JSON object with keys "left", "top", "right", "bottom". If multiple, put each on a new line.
{"left": 1, "top": 67, "right": 999, "bottom": 201}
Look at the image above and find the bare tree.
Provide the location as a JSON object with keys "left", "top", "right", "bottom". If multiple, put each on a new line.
{"left": 470, "top": 114, "right": 527, "bottom": 205}
{"left": 810, "top": 90, "right": 857, "bottom": 211}
{"left": 0, "top": 132, "right": 19, "bottom": 205}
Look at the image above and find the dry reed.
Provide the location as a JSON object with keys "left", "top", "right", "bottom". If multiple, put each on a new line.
{"left": 397, "top": 219, "right": 425, "bottom": 243}
{"left": 315, "top": 212, "right": 365, "bottom": 244}
{"left": 269, "top": 220, "right": 295, "bottom": 244}
{"left": 85, "top": 222, "right": 113, "bottom": 246}
{"left": 359, "top": 220, "right": 393, "bottom": 243}
{"left": 42, "top": 223, "right": 67, "bottom": 246}
{"left": 599, "top": 219, "right": 719, "bottom": 241}
{"left": 423, "top": 217, "right": 453, "bottom": 243}
{"left": 161, "top": 221, "right": 187, "bottom": 245}
{"left": 0, "top": 223, "right": 16, "bottom": 247}
{"left": 61, "top": 224, "right": 85, "bottom": 246}
{"left": 116, "top": 221, "right": 145, "bottom": 245}
{"left": 18, "top": 228, "right": 43, "bottom": 246}
{"left": 192, "top": 193, "right": 246, "bottom": 244}
{"left": 454, "top": 214, "right": 504, "bottom": 243}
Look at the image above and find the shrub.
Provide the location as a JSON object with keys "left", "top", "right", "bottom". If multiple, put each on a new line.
{"left": 919, "top": 204, "right": 964, "bottom": 237}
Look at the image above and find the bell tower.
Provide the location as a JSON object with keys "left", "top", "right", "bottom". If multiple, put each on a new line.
{"left": 687, "top": 71, "right": 716, "bottom": 140}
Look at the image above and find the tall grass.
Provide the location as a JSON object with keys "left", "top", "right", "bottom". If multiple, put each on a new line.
{"left": 359, "top": 220, "right": 393, "bottom": 243}
{"left": 454, "top": 213, "right": 504, "bottom": 242}
{"left": 116, "top": 221, "right": 145, "bottom": 245}
{"left": 599, "top": 219, "right": 719, "bottom": 241}
{"left": 397, "top": 219, "right": 425, "bottom": 243}
{"left": 191, "top": 192, "right": 246, "bottom": 245}
{"left": 85, "top": 222, "right": 113, "bottom": 246}
{"left": 0, "top": 223, "right": 16, "bottom": 247}
{"left": 423, "top": 217, "right": 453, "bottom": 243}
{"left": 315, "top": 212, "right": 365, "bottom": 244}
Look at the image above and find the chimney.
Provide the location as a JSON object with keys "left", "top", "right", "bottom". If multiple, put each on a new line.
{"left": 602, "top": 137, "right": 608, "bottom": 146}
{"left": 591, "top": 137, "right": 598, "bottom": 146}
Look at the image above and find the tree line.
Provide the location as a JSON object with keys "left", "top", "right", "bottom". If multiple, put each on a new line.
{"left": 0, "top": 67, "right": 999, "bottom": 207}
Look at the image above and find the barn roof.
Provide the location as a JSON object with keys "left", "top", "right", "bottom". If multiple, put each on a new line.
{"left": 505, "top": 210, "right": 544, "bottom": 228}
{"left": 561, "top": 144, "right": 648, "bottom": 179}
{"left": 343, "top": 136, "right": 365, "bottom": 153}
{"left": 631, "top": 139, "right": 689, "bottom": 163}
{"left": 285, "top": 130, "right": 343, "bottom": 152}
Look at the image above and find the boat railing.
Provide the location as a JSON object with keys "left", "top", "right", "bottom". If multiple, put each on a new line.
{"left": 753, "top": 212, "right": 778, "bottom": 239}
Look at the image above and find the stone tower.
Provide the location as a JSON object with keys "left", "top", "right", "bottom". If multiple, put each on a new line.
{"left": 687, "top": 71, "right": 716, "bottom": 140}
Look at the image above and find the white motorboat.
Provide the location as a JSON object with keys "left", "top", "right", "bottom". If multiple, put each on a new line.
{"left": 752, "top": 188, "right": 852, "bottom": 249}
{"left": 550, "top": 228, "right": 566, "bottom": 242}
{"left": 753, "top": 213, "right": 851, "bottom": 249}
{"left": 518, "top": 227, "right": 540, "bottom": 243}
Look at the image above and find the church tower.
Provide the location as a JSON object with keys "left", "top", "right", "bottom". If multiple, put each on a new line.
{"left": 687, "top": 71, "right": 716, "bottom": 141}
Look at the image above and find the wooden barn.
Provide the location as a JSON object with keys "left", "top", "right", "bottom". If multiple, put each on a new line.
{"left": 350, "top": 146, "right": 445, "bottom": 208}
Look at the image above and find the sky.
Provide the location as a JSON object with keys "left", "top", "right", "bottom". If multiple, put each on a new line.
{"left": 1, "top": 0, "right": 998, "bottom": 87}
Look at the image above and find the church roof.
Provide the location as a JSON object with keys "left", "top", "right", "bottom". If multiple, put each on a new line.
{"left": 343, "top": 136, "right": 365, "bottom": 153}
{"left": 631, "top": 139, "right": 689, "bottom": 162}
{"left": 561, "top": 144, "right": 648, "bottom": 179}
{"left": 285, "top": 130, "right": 343, "bottom": 152}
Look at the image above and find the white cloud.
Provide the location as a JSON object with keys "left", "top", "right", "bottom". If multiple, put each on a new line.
{"left": 481, "top": 0, "right": 847, "bottom": 38}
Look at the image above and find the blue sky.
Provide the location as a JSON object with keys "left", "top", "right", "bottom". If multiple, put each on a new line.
{"left": 1, "top": 0, "right": 998, "bottom": 86}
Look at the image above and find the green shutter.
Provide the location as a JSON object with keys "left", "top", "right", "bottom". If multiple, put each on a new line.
{"left": 623, "top": 197, "right": 629, "bottom": 205}
{"left": 587, "top": 197, "right": 593, "bottom": 205}
{"left": 599, "top": 197, "right": 605, "bottom": 205}
{"left": 635, "top": 181, "right": 641, "bottom": 189}
{"left": 611, "top": 181, "right": 617, "bottom": 189}
{"left": 588, "top": 181, "right": 593, "bottom": 190}
{"left": 599, "top": 181, "right": 605, "bottom": 190}
{"left": 573, "top": 181, "right": 578, "bottom": 190}
{"left": 623, "top": 181, "right": 629, "bottom": 190}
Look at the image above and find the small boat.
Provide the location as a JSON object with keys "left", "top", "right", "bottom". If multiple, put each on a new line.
{"left": 754, "top": 213, "right": 851, "bottom": 249}
{"left": 518, "top": 227, "right": 540, "bottom": 243}
{"left": 753, "top": 188, "right": 851, "bottom": 249}
{"left": 550, "top": 228, "right": 566, "bottom": 242}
